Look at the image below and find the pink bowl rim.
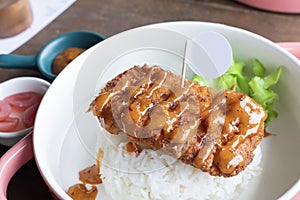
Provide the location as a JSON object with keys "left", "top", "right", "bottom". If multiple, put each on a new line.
{"left": 235, "top": 0, "right": 300, "bottom": 13}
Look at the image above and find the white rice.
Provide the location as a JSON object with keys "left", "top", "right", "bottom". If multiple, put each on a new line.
{"left": 97, "top": 130, "right": 262, "bottom": 200}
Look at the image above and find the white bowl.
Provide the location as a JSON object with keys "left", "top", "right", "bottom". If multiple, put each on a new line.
{"left": 0, "top": 77, "right": 50, "bottom": 146}
{"left": 6, "top": 22, "right": 299, "bottom": 199}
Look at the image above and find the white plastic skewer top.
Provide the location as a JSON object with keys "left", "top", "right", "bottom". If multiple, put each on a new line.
{"left": 181, "top": 31, "right": 233, "bottom": 87}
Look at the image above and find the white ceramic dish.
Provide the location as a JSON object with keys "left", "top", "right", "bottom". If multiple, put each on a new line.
{"left": 0, "top": 77, "right": 49, "bottom": 146}
{"left": 36, "top": 22, "right": 300, "bottom": 200}
{"left": 1, "top": 22, "right": 300, "bottom": 200}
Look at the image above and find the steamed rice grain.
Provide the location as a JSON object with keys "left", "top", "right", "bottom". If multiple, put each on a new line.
{"left": 97, "top": 131, "right": 262, "bottom": 200}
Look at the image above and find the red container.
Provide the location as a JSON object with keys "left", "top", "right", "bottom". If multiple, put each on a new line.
{"left": 236, "top": 0, "right": 300, "bottom": 13}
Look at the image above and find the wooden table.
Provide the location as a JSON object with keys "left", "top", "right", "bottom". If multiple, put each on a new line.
{"left": 1, "top": 0, "right": 300, "bottom": 199}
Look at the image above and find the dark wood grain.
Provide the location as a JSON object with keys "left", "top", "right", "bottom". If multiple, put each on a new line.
{"left": 1, "top": 0, "right": 300, "bottom": 199}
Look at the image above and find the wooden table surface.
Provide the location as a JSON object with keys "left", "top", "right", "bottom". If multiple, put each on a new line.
{"left": 1, "top": 0, "right": 300, "bottom": 199}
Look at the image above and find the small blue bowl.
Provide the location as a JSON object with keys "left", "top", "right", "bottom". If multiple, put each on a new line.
{"left": 0, "top": 31, "right": 105, "bottom": 81}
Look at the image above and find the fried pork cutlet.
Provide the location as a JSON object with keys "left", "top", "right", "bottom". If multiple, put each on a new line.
{"left": 90, "top": 65, "right": 267, "bottom": 177}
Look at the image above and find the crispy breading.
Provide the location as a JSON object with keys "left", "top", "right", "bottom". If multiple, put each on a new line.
{"left": 90, "top": 65, "right": 267, "bottom": 177}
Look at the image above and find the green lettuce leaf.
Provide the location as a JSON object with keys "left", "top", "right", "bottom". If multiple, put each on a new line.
{"left": 252, "top": 58, "right": 266, "bottom": 77}
{"left": 192, "top": 58, "right": 282, "bottom": 126}
{"left": 264, "top": 102, "right": 278, "bottom": 126}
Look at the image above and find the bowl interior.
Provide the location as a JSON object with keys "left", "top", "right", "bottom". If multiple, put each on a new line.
{"left": 37, "top": 31, "right": 105, "bottom": 80}
{"left": 33, "top": 22, "right": 300, "bottom": 200}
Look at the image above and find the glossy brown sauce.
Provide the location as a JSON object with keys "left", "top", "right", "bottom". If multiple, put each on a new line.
{"left": 107, "top": 67, "right": 201, "bottom": 145}
{"left": 125, "top": 141, "right": 142, "bottom": 155}
{"left": 67, "top": 148, "right": 104, "bottom": 200}
{"left": 52, "top": 47, "right": 86, "bottom": 75}
{"left": 264, "top": 130, "right": 275, "bottom": 137}
{"left": 79, "top": 164, "right": 102, "bottom": 184}
{"left": 193, "top": 91, "right": 226, "bottom": 170}
{"left": 67, "top": 184, "right": 97, "bottom": 200}
{"left": 212, "top": 92, "right": 267, "bottom": 174}
{"left": 91, "top": 65, "right": 268, "bottom": 177}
